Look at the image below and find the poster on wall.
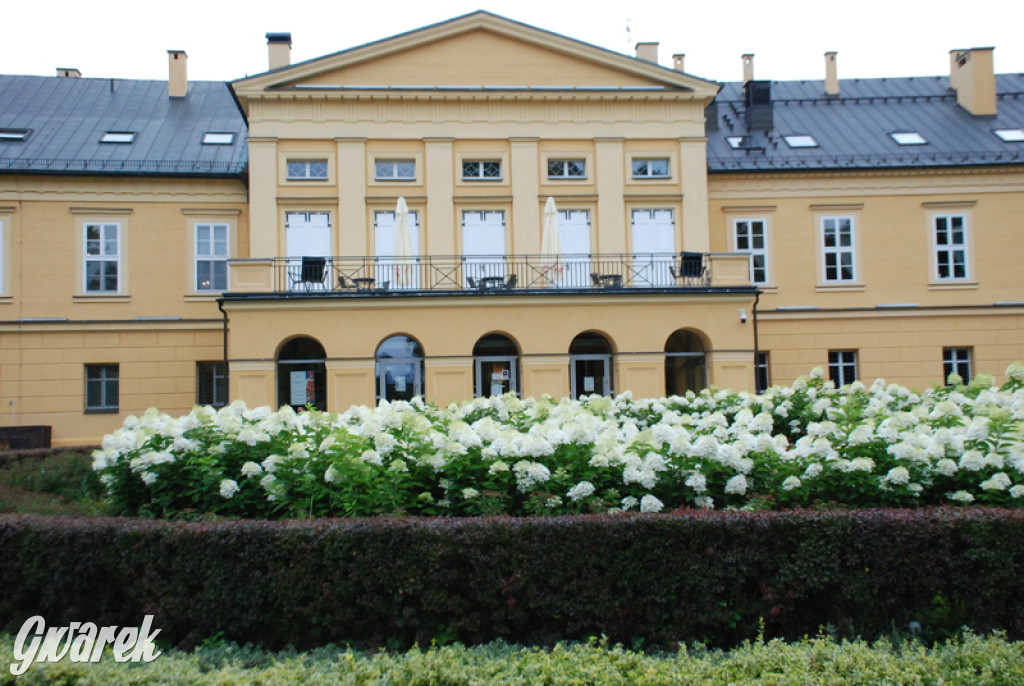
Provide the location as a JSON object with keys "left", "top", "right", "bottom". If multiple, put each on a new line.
{"left": 290, "top": 371, "right": 314, "bottom": 406}
{"left": 583, "top": 376, "right": 595, "bottom": 392}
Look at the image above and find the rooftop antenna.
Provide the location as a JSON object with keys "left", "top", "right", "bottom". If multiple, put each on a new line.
{"left": 625, "top": 18, "right": 631, "bottom": 53}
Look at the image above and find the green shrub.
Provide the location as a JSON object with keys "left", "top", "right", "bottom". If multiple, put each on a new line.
{"left": 3, "top": 633, "right": 1023, "bottom": 685}
{"left": 2, "top": 509, "right": 1023, "bottom": 651}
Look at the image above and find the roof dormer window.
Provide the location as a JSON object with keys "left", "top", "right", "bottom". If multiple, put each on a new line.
{"left": 994, "top": 128, "right": 1024, "bottom": 142}
{"left": 202, "top": 132, "right": 235, "bottom": 145}
{"left": 890, "top": 132, "right": 927, "bottom": 145}
{"left": 783, "top": 134, "right": 818, "bottom": 148}
{"left": 0, "top": 129, "right": 30, "bottom": 142}
{"left": 100, "top": 131, "right": 135, "bottom": 144}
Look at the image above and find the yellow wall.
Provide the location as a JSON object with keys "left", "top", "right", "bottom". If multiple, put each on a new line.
{"left": 0, "top": 175, "right": 247, "bottom": 444}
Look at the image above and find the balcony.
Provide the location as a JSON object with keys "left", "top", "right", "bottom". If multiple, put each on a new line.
{"left": 226, "top": 252, "right": 755, "bottom": 297}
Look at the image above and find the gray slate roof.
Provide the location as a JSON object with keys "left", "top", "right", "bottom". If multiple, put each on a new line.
{"left": 707, "top": 74, "right": 1024, "bottom": 172}
{"left": 0, "top": 75, "right": 247, "bottom": 176}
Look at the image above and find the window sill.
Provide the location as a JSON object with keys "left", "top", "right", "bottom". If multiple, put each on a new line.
{"left": 815, "top": 283, "right": 865, "bottom": 292}
{"left": 84, "top": 408, "right": 119, "bottom": 415}
{"left": 74, "top": 294, "right": 131, "bottom": 303}
{"left": 929, "top": 281, "right": 978, "bottom": 290}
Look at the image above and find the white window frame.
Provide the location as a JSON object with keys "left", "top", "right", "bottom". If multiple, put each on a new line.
{"left": 734, "top": 219, "right": 769, "bottom": 284}
{"left": 755, "top": 351, "right": 771, "bottom": 393}
{"left": 84, "top": 222, "right": 121, "bottom": 293}
{"left": 286, "top": 159, "right": 329, "bottom": 180}
{"left": 932, "top": 214, "right": 969, "bottom": 282}
{"left": 820, "top": 216, "right": 857, "bottom": 283}
{"left": 828, "top": 350, "right": 858, "bottom": 387}
{"left": 85, "top": 364, "right": 119, "bottom": 413}
{"left": 631, "top": 158, "right": 671, "bottom": 179}
{"left": 462, "top": 160, "right": 502, "bottom": 181}
{"left": 547, "top": 159, "right": 586, "bottom": 179}
{"left": 195, "top": 223, "right": 230, "bottom": 292}
{"left": 943, "top": 347, "right": 972, "bottom": 384}
{"left": 197, "top": 361, "right": 229, "bottom": 407}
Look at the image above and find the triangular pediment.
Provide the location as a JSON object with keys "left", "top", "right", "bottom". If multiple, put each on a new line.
{"left": 233, "top": 11, "right": 718, "bottom": 97}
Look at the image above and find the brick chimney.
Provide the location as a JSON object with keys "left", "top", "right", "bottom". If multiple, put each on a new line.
{"left": 824, "top": 52, "right": 839, "bottom": 96}
{"left": 56, "top": 68, "right": 81, "bottom": 78}
{"left": 950, "top": 47, "right": 996, "bottom": 116}
{"left": 742, "top": 54, "right": 755, "bottom": 84}
{"left": 635, "top": 42, "right": 659, "bottom": 64}
{"left": 267, "top": 33, "right": 292, "bottom": 71}
{"left": 168, "top": 50, "right": 187, "bottom": 98}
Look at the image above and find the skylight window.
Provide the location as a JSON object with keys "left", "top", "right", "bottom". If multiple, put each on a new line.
{"left": 202, "top": 132, "right": 234, "bottom": 145}
{"left": 100, "top": 131, "right": 135, "bottom": 144}
{"left": 0, "top": 129, "right": 29, "bottom": 142}
{"left": 726, "top": 136, "right": 756, "bottom": 149}
{"left": 890, "top": 131, "right": 927, "bottom": 145}
{"left": 994, "top": 128, "right": 1024, "bottom": 142}
{"left": 783, "top": 135, "right": 818, "bottom": 148}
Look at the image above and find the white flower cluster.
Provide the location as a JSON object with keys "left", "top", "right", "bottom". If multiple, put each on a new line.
{"left": 91, "top": 363, "right": 1024, "bottom": 517}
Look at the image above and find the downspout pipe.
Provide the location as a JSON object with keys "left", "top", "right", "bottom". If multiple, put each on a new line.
{"left": 218, "top": 298, "right": 230, "bottom": 403}
{"left": 752, "top": 290, "right": 762, "bottom": 392}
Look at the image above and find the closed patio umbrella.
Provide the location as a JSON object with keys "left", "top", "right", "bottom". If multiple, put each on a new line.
{"left": 393, "top": 197, "right": 413, "bottom": 287}
{"left": 540, "top": 196, "right": 562, "bottom": 284}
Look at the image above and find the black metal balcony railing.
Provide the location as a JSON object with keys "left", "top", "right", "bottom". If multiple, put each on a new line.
{"left": 273, "top": 252, "right": 711, "bottom": 294}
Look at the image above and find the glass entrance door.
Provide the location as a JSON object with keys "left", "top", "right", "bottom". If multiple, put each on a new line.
{"left": 378, "top": 358, "right": 422, "bottom": 401}
{"left": 476, "top": 356, "right": 517, "bottom": 397}
{"left": 570, "top": 354, "right": 611, "bottom": 397}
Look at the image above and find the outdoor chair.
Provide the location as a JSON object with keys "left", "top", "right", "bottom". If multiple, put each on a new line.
{"left": 290, "top": 256, "right": 327, "bottom": 291}
{"left": 670, "top": 252, "right": 707, "bottom": 285}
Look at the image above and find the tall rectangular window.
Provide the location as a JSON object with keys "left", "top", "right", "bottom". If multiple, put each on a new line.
{"left": 84, "top": 223, "right": 120, "bottom": 293}
{"left": 755, "top": 351, "right": 771, "bottom": 393}
{"left": 85, "top": 364, "right": 119, "bottom": 413}
{"left": 735, "top": 219, "right": 768, "bottom": 284}
{"left": 821, "top": 216, "right": 856, "bottom": 282}
{"left": 828, "top": 350, "right": 858, "bottom": 386}
{"left": 934, "top": 214, "right": 968, "bottom": 280}
{"left": 195, "top": 223, "right": 229, "bottom": 291}
{"left": 943, "top": 347, "right": 972, "bottom": 384}
{"left": 197, "top": 361, "right": 228, "bottom": 407}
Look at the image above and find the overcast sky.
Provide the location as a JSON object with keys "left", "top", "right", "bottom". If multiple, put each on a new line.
{"left": 4, "top": 0, "right": 1022, "bottom": 84}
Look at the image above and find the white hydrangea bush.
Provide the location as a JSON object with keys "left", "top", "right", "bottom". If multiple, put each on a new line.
{"left": 93, "top": 364, "right": 1024, "bottom": 518}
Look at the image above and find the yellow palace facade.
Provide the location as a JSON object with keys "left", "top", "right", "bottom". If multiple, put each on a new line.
{"left": 1, "top": 12, "right": 1022, "bottom": 445}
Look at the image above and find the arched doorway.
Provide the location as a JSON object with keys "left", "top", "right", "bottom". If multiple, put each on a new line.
{"left": 665, "top": 329, "right": 707, "bottom": 396}
{"left": 277, "top": 336, "right": 327, "bottom": 410}
{"left": 569, "top": 332, "right": 614, "bottom": 397}
{"left": 376, "top": 334, "right": 424, "bottom": 402}
{"left": 473, "top": 333, "right": 520, "bottom": 397}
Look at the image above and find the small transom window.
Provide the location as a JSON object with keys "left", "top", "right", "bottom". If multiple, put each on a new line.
{"left": 202, "top": 132, "right": 235, "bottom": 145}
{"left": 890, "top": 132, "right": 927, "bottom": 145}
{"left": 462, "top": 160, "right": 502, "bottom": 180}
{"left": 375, "top": 159, "right": 416, "bottom": 180}
{"left": 548, "top": 159, "right": 586, "bottom": 179}
{"left": 631, "top": 158, "right": 670, "bottom": 178}
{"left": 100, "top": 131, "right": 135, "bottom": 144}
{"left": 287, "top": 159, "right": 328, "bottom": 180}
{"left": 783, "top": 134, "right": 818, "bottom": 148}
{"left": 994, "top": 128, "right": 1024, "bottom": 142}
